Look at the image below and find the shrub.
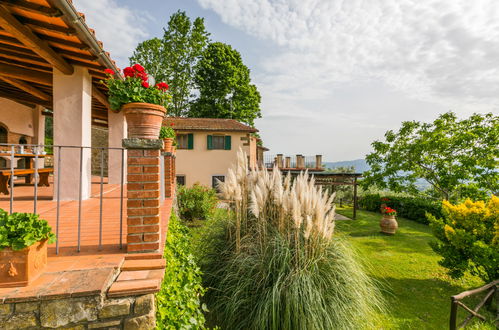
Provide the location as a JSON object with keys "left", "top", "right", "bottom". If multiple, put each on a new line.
{"left": 201, "top": 152, "right": 384, "bottom": 329}
{"left": 0, "top": 209, "right": 56, "bottom": 250}
{"left": 159, "top": 126, "right": 175, "bottom": 139}
{"left": 177, "top": 184, "right": 218, "bottom": 221}
{"left": 428, "top": 196, "right": 499, "bottom": 283}
{"left": 358, "top": 193, "right": 442, "bottom": 224}
{"left": 156, "top": 213, "right": 206, "bottom": 329}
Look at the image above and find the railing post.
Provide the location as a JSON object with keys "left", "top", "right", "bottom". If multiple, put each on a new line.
{"left": 123, "top": 138, "right": 163, "bottom": 253}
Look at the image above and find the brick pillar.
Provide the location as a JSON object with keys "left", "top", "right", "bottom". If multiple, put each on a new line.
{"left": 285, "top": 157, "right": 291, "bottom": 168}
{"left": 276, "top": 154, "right": 283, "bottom": 169}
{"left": 296, "top": 155, "right": 305, "bottom": 169}
{"left": 316, "top": 155, "right": 322, "bottom": 169}
{"left": 123, "top": 138, "right": 163, "bottom": 253}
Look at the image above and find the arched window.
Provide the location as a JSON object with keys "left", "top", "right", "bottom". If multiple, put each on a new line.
{"left": 0, "top": 126, "right": 7, "bottom": 144}
{"left": 19, "top": 136, "right": 27, "bottom": 144}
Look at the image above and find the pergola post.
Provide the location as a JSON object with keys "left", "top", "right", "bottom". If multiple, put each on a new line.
{"left": 53, "top": 66, "right": 92, "bottom": 200}
{"left": 108, "top": 111, "right": 127, "bottom": 184}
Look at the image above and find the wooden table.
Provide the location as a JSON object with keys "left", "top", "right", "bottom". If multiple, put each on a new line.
{"left": 0, "top": 153, "right": 47, "bottom": 183}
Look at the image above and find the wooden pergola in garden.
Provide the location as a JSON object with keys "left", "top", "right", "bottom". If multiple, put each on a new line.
{"left": 286, "top": 171, "right": 363, "bottom": 219}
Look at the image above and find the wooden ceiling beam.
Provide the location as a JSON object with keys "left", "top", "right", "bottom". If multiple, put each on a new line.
{"left": 0, "top": 49, "right": 51, "bottom": 67}
{"left": 0, "top": 76, "right": 51, "bottom": 101}
{"left": 0, "top": 63, "right": 52, "bottom": 86}
{"left": 1, "top": 0, "right": 62, "bottom": 17}
{"left": 92, "top": 85, "right": 111, "bottom": 112}
{"left": 40, "top": 35, "right": 89, "bottom": 50}
{"left": 16, "top": 16, "right": 76, "bottom": 36}
{"left": 0, "top": 90, "right": 51, "bottom": 108}
{"left": 0, "top": 5, "right": 73, "bottom": 74}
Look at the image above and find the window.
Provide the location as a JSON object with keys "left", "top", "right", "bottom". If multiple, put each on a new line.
{"left": 207, "top": 135, "right": 231, "bottom": 150}
{"left": 176, "top": 175, "right": 185, "bottom": 186}
{"left": 0, "top": 126, "right": 7, "bottom": 144}
{"left": 212, "top": 175, "right": 225, "bottom": 192}
{"left": 177, "top": 133, "right": 193, "bottom": 149}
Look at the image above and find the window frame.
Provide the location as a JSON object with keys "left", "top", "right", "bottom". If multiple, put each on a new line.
{"left": 211, "top": 135, "right": 225, "bottom": 150}
{"left": 176, "top": 134, "right": 189, "bottom": 149}
{"left": 176, "top": 175, "right": 186, "bottom": 186}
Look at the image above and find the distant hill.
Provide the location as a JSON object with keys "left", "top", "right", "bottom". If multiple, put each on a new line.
{"left": 324, "top": 159, "right": 369, "bottom": 173}
{"left": 324, "top": 159, "right": 431, "bottom": 190}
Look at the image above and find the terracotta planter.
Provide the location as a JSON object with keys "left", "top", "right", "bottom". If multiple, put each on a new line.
{"left": 0, "top": 240, "right": 47, "bottom": 287}
{"left": 122, "top": 102, "right": 166, "bottom": 139}
{"left": 380, "top": 214, "right": 398, "bottom": 235}
{"left": 163, "top": 138, "right": 173, "bottom": 153}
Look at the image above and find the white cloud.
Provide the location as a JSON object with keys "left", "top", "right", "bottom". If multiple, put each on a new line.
{"left": 73, "top": 0, "right": 150, "bottom": 69}
{"left": 198, "top": 0, "right": 499, "bottom": 110}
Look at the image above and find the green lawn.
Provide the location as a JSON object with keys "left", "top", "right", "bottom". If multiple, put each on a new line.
{"left": 335, "top": 207, "right": 490, "bottom": 330}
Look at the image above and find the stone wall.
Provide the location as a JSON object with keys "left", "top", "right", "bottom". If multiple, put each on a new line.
{"left": 0, "top": 293, "right": 156, "bottom": 330}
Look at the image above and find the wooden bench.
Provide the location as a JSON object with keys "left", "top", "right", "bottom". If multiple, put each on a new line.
{"left": 0, "top": 168, "right": 53, "bottom": 195}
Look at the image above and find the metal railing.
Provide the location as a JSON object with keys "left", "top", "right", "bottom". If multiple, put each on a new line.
{"left": 0, "top": 143, "right": 125, "bottom": 254}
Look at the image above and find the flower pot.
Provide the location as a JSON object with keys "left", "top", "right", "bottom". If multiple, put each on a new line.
{"left": 380, "top": 214, "right": 398, "bottom": 235}
{"left": 0, "top": 240, "right": 47, "bottom": 287}
{"left": 122, "top": 102, "right": 167, "bottom": 139}
{"left": 163, "top": 138, "right": 173, "bottom": 153}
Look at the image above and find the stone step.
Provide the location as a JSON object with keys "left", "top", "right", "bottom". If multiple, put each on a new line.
{"left": 121, "top": 259, "right": 165, "bottom": 271}
{"left": 107, "top": 279, "right": 161, "bottom": 298}
{"left": 124, "top": 253, "right": 163, "bottom": 260}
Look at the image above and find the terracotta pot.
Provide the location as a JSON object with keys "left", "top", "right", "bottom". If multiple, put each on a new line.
{"left": 163, "top": 138, "right": 173, "bottom": 153}
{"left": 380, "top": 214, "right": 398, "bottom": 235}
{"left": 122, "top": 103, "right": 166, "bottom": 139}
{"left": 0, "top": 240, "right": 47, "bottom": 287}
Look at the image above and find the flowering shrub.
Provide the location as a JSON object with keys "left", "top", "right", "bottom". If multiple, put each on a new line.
{"left": 428, "top": 196, "right": 499, "bottom": 282}
{"left": 177, "top": 184, "right": 218, "bottom": 221}
{"left": 382, "top": 206, "right": 397, "bottom": 216}
{"left": 102, "top": 64, "right": 171, "bottom": 111}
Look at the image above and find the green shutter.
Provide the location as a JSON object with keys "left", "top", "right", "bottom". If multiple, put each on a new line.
{"left": 207, "top": 135, "right": 213, "bottom": 150}
{"left": 187, "top": 133, "right": 194, "bottom": 149}
{"left": 224, "top": 135, "right": 232, "bottom": 150}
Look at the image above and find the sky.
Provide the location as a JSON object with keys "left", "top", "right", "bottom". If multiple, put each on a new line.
{"left": 74, "top": 0, "right": 499, "bottom": 162}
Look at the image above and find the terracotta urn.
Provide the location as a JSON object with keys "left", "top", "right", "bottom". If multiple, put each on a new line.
{"left": 0, "top": 240, "right": 47, "bottom": 287}
{"left": 122, "top": 102, "right": 166, "bottom": 139}
{"left": 163, "top": 138, "right": 173, "bottom": 153}
{"left": 380, "top": 214, "right": 398, "bottom": 235}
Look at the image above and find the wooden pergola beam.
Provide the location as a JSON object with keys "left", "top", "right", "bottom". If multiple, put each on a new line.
{"left": 0, "top": 90, "right": 50, "bottom": 108}
{"left": 0, "top": 5, "right": 73, "bottom": 74}
{"left": 0, "top": 76, "right": 51, "bottom": 101}
{"left": 0, "top": 63, "right": 52, "bottom": 85}
{"left": 1, "top": 0, "right": 62, "bottom": 17}
{"left": 92, "top": 86, "right": 111, "bottom": 112}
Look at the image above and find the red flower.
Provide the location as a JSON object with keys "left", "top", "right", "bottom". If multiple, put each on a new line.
{"left": 123, "top": 67, "right": 134, "bottom": 78}
{"left": 132, "top": 64, "right": 145, "bottom": 72}
{"left": 104, "top": 68, "right": 114, "bottom": 75}
{"left": 156, "top": 82, "right": 169, "bottom": 91}
{"left": 141, "top": 81, "right": 149, "bottom": 88}
{"left": 170, "top": 123, "right": 174, "bottom": 126}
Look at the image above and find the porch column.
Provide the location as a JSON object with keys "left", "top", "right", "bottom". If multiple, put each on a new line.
{"left": 32, "top": 105, "right": 45, "bottom": 145}
{"left": 124, "top": 138, "right": 163, "bottom": 253}
{"left": 108, "top": 111, "right": 127, "bottom": 184}
{"left": 53, "top": 66, "right": 92, "bottom": 200}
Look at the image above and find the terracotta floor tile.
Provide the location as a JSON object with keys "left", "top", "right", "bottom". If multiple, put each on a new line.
{"left": 116, "top": 270, "right": 150, "bottom": 282}
{"left": 107, "top": 279, "right": 160, "bottom": 298}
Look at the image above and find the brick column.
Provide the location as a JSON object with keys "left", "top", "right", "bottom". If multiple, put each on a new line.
{"left": 163, "top": 152, "right": 176, "bottom": 198}
{"left": 123, "top": 138, "right": 163, "bottom": 253}
{"left": 316, "top": 155, "right": 323, "bottom": 169}
{"left": 276, "top": 154, "right": 283, "bottom": 169}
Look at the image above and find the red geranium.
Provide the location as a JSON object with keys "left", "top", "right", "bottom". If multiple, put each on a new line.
{"left": 132, "top": 64, "right": 145, "bottom": 72}
{"left": 123, "top": 67, "right": 135, "bottom": 78}
{"left": 141, "top": 81, "right": 149, "bottom": 88}
{"left": 383, "top": 206, "right": 397, "bottom": 216}
{"left": 104, "top": 68, "right": 114, "bottom": 75}
{"left": 156, "top": 82, "right": 169, "bottom": 91}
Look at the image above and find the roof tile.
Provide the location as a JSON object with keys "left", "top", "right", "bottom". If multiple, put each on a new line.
{"left": 163, "top": 117, "right": 258, "bottom": 133}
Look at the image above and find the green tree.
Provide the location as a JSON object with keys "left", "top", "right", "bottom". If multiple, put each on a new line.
{"left": 362, "top": 112, "right": 499, "bottom": 201}
{"left": 190, "top": 42, "right": 261, "bottom": 126}
{"left": 130, "top": 11, "right": 210, "bottom": 116}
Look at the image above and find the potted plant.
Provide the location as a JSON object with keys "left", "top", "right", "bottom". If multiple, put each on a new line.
{"left": 380, "top": 206, "right": 398, "bottom": 235}
{"left": 159, "top": 124, "right": 175, "bottom": 153}
{"left": 103, "top": 64, "right": 171, "bottom": 139}
{"left": 0, "top": 209, "right": 56, "bottom": 287}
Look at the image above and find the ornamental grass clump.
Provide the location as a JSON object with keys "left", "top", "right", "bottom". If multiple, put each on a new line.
{"left": 202, "top": 150, "right": 384, "bottom": 329}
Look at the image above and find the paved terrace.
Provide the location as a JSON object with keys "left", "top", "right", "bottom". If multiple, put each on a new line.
{"left": 0, "top": 177, "right": 171, "bottom": 304}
